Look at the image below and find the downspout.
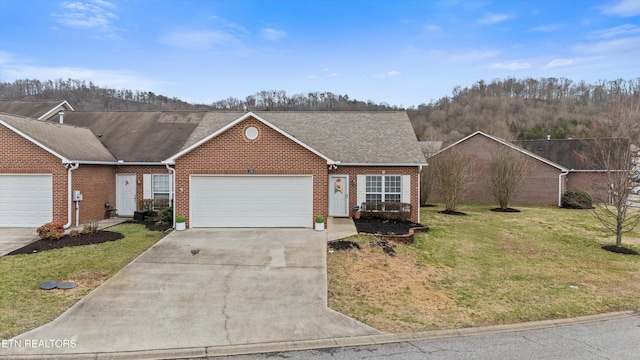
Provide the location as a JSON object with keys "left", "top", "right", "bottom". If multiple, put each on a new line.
{"left": 418, "top": 165, "right": 424, "bottom": 222}
{"left": 64, "top": 163, "right": 79, "bottom": 229}
{"left": 558, "top": 170, "right": 569, "bottom": 207}
{"left": 165, "top": 164, "right": 176, "bottom": 228}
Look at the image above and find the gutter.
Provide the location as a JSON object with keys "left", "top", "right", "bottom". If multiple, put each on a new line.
{"left": 165, "top": 164, "right": 176, "bottom": 229}
{"left": 558, "top": 170, "right": 569, "bottom": 207}
{"left": 64, "top": 163, "right": 80, "bottom": 229}
{"left": 65, "top": 161, "right": 165, "bottom": 166}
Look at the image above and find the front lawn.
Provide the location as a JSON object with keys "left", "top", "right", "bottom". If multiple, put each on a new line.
{"left": 327, "top": 204, "right": 640, "bottom": 333}
{"left": 0, "top": 223, "right": 166, "bottom": 339}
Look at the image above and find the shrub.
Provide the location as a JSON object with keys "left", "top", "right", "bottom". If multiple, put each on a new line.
{"left": 315, "top": 215, "right": 324, "bottom": 223}
{"left": 81, "top": 220, "right": 99, "bottom": 235}
{"left": 175, "top": 215, "right": 186, "bottom": 223}
{"left": 562, "top": 189, "right": 593, "bottom": 209}
{"left": 360, "top": 202, "right": 411, "bottom": 221}
{"left": 158, "top": 207, "right": 173, "bottom": 224}
{"left": 138, "top": 199, "right": 154, "bottom": 212}
{"left": 69, "top": 230, "right": 80, "bottom": 238}
{"left": 37, "top": 222, "right": 65, "bottom": 241}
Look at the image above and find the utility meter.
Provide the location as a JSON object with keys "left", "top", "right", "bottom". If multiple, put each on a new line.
{"left": 73, "top": 190, "right": 83, "bottom": 201}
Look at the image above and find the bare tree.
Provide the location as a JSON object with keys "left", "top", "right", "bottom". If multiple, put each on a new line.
{"left": 428, "top": 148, "right": 476, "bottom": 213}
{"left": 580, "top": 138, "right": 640, "bottom": 249}
{"left": 489, "top": 146, "right": 531, "bottom": 210}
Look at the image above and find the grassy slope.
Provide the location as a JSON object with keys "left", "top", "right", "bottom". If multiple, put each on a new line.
{"left": 327, "top": 204, "right": 640, "bottom": 333}
{"left": 0, "top": 224, "right": 165, "bottom": 339}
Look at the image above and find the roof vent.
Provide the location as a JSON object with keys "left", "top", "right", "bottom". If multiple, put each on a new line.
{"left": 58, "top": 110, "right": 64, "bottom": 124}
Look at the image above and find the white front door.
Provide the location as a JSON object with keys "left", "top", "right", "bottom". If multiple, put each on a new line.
{"left": 329, "top": 175, "right": 349, "bottom": 217}
{"left": 116, "top": 174, "right": 136, "bottom": 216}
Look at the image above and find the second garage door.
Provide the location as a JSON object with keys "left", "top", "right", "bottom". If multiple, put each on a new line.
{"left": 190, "top": 175, "right": 313, "bottom": 228}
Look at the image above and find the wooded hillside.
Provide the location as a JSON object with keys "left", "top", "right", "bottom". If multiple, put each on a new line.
{"left": 1, "top": 77, "right": 638, "bottom": 142}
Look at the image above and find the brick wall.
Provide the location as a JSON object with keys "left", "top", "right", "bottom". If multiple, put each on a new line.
{"left": 567, "top": 172, "right": 614, "bottom": 203}
{"left": 72, "top": 165, "right": 116, "bottom": 224}
{"left": 174, "top": 117, "right": 328, "bottom": 228}
{"left": 328, "top": 166, "right": 421, "bottom": 223}
{"left": 428, "top": 134, "right": 563, "bottom": 206}
{"left": 1, "top": 124, "right": 68, "bottom": 224}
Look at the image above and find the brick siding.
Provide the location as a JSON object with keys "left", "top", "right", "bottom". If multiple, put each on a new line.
{"left": 173, "top": 117, "right": 328, "bottom": 228}
{"left": 428, "top": 134, "right": 563, "bottom": 206}
{"left": 329, "top": 166, "right": 421, "bottom": 223}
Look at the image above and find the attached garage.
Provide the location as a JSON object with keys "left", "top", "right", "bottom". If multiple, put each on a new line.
{"left": 0, "top": 174, "right": 53, "bottom": 227}
{"left": 190, "top": 175, "right": 313, "bottom": 228}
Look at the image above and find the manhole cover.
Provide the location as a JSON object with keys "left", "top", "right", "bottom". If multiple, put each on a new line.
{"left": 40, "top": 280, "right": 59, "bottom": 290}
{"left": 57, "top": 282, "right": 77, "bottom": 290}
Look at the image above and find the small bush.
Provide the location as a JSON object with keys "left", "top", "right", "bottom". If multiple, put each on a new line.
{"left": 315, "top": 215, "right": 324, "bottom": 223}
{"left": 69, "top": 230, "right": 80, "bottom": 238}
{"left": 360, "top": 202, "right": 412, "bottom": 221}
{"left": 562, "top": 189, "right": 593, "bottom": 209}
{"left": 158, "top": 207, "right": 173, "bottom": 224}
{"left": 81, "top": 220, "right": 99, "bottom": 235}
{"left": 138, "top": 199, "right": 154, "bottom": 212}
{"left": 175, "top": 215, "right": 186, "bottom": 223}
{"left": 37, "top": 222, "right": 65, "bottom": 241}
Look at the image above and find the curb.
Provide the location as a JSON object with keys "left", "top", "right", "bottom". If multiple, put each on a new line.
{"left": 4, "top": 310, "right": 638, "bottom": 360}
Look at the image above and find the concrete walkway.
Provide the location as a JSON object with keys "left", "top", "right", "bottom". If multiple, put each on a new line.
{"left": 0, "top": 218, "right": 129, "bottom": 257}
{"left": 3, "top": 226, "right": 377, "bottom": 358}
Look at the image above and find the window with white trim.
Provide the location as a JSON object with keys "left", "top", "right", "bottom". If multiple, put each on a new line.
{"left": 365, "top": 175, "right": 402, "bottom": 204}
{"left": 152, "top": 174, "right": 171, "bottom": 209}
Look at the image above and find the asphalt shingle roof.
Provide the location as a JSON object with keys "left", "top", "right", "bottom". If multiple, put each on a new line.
{"left": 0, "top": 100, "right": 71, "bottom": 120}
{"left": 0, "top": 113, "right": 116, "bottom": 162}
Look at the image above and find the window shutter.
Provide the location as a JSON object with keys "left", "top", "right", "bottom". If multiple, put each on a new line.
{"left": 143, "top": 174, "right": 152, "bottom": 199}
{"left": 402, "top": 175, "right": 411, "bottom": 203}
{"left": 356, "top": 175, "right": 366, "bottom": 207}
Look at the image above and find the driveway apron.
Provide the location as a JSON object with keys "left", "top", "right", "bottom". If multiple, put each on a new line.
{"left": 6, "top": 228, "right": 379, "bottom": 356}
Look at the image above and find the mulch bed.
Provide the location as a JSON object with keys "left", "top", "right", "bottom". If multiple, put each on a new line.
{"left": 490, "top": 207, "right": 521, "bottom": 213}
{"left": 438, "top": 209, "right": 467, "bottom": 215}
{"left": 602, "top": 245, "right": 639, "bottom": 255}
{"left": 124, "top": 219, "right": 172, "bottom": 232}
{"left": 7, "top": 231, "right": 124, "bottom": 256}
{"left": 353, "top": 217, "right": 425, "bottom": 235}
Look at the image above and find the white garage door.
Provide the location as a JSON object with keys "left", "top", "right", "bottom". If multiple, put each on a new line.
{"left": 0, "top": 174, "right": 53, "bottom": 227}
{"left": 190, "top": 175, "right": 313, "bottom": 228}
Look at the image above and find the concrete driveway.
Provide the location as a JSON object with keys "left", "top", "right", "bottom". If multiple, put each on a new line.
{"left": 6, "top": 228, "right": 378, "bottom": 356}
{"left": 0, "top": 228, "right": 37, "bottom": 256}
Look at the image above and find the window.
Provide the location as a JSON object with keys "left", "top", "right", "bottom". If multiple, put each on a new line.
{"left": 365, "top": 175, "right": 402, "bottom": 204}
{"left": 152, "top": 174, "right": 171, "bottom": 209}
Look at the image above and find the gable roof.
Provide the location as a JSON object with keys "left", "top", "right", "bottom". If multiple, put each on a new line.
{"left": 56, "top": 110, "right": 426, "bottom": 165}
{"left": 0, "top": 113, "right": 115, "bottom": 163}
{"left": 515, "top": 138, "right": 631, "bottom": 171}
{"left": 432, "top": 131, "right": 568, "bottom": 171}
{"left": 0, "top": 100, "right": 74, "bottom": 120}
{"left": 165, "top": 112, "right": 337, "bottom": 164}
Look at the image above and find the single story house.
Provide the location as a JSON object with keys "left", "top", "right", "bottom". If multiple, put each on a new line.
{"left": 1, "top": 106, "right": 426, "bottom": 229}
{"left": 427, "top": 131, "right": 630, "bottom": 207}
{"left": 427, "top": 131, "right": 569, "bottom": 206}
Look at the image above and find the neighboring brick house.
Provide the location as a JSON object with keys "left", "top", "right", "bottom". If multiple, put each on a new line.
{"left": 1, "top": 107, "right": 426, "bottom": 228}
{"left": 427, "top": 131, "right": 569, "bottom": 206}
{"left": 427, "top": 131, "right": 631, "bottom": 207}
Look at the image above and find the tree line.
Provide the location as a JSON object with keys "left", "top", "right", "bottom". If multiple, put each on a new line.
{"left": 1, "top": 77, "right": 638, "bottom": 142}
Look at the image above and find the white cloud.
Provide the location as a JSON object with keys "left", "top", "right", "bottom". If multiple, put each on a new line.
{"left": 601, "top": 0, "right": 640, "bottom": 17}
{"left": 260, "top": 28, "right": 286, "bottom": 41}
{"left": 424, "top": 24, "right": 442, "bottom": 32}
{"left": 529, "top": 24, "right": 566, "bottom": 32}
{"left": 449, "top": 50, "right": 500, "bottom": 62}
{"left": 0, "top": 62, "right": 163, "bottom": 91}
{"left": 477, "top": 13, "right": 515, "bottom": 25}
{"left": 374, "top": 70, "right": 401, "bottom": 78}
{"left": 491, "top": 61, "right": 532, "bottom": 70}
{"left": 543, "top": 58, "right": 574, "bottom": 68}
{"left": 161, "top": 29, "right": 239, "bottom": 49}
{"left": 52, "top": 0, "right": 119, "bottom": 36}
{"left": 572, "top": 36, "right": 640, "bottom": 54}
{"left": 589, "top": 24, "right": 640, "bottom": 39}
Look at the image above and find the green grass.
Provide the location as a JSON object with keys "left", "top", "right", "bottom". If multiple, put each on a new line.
{"left": 0, "top": 224, "right": 165, "bottom": 339}
{"left": 327, "top": 203, "right": 640, "bottom": 332}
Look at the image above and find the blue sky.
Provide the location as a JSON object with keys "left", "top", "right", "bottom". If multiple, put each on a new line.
{"left": 1, "top": 0, "right": 639, "bottom": 107}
